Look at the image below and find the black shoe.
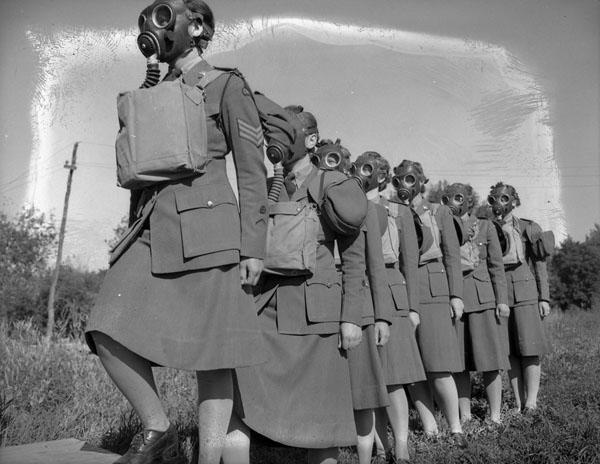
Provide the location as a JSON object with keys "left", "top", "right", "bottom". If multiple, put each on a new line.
{"left": 450, "top": 432, "right": 468, "bottom": 449}
{"left": 114, "top": 424, "right": 185, "bottom": 464}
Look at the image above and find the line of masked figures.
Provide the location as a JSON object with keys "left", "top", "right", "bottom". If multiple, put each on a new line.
{"left": 84, "top": 1, "right": 553, "bottom": 463}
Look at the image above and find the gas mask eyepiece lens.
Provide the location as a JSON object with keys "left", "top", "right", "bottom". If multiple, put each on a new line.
{"left": 441, "top": 194, "right": 450, "bottom": 205}
{"left": 500, "top": 194, "right": 510, "bottom": 204}
{"left": 359, "top": 162, "right": 374, "bottom": 177}
{"left": 391, "top": 176, "right": 401, "bottom": 189}
{"left": 454, "top": 193, "right": 464, "bottom": 204}
{"left": 138, "top": 14, "right": 147, "bottom": 31}
{"left": 403, "top": 174, "right": 416, "bottom": 187}
{"left": 152, "top": 4, "right": 174, "bottom": 28}
{"left": 325, "top": 152, "right": 341, "bottom": 169}
{"left": 487, "top": 195, "right": 496, "bottom": 206}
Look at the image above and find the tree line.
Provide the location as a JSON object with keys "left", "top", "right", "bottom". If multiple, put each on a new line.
{"left": 1, "top": 196, "right": 599, "bottom": 337}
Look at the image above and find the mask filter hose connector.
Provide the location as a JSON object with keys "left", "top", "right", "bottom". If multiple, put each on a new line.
{"left": 140, "top": 60, "right": 161, "bottom": 89}
{"left": 268, "top": 163, "right": 285, "bottom": 202}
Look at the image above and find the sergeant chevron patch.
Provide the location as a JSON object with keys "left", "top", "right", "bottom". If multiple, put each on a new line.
{"left": 237, "top": 119, "right": 263, "bottom": 147}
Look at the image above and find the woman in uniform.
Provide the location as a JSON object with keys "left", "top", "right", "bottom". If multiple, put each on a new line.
{"left": 352, "top": 152, "right": 427, "bottom": 463}
{"left": 391, "top": 160, "right": 467, "bottom": 447}
{"left": 84, "top": 2, "right": 269, "bottom": 463}
{"left": 487, "top": 182, "right": 550, "bottom": 413}
{"left": 226, "top": 110, "right": 368, "bottom": 464}
{"left": 442, "top": 182, "right": 510, "bottom": 424}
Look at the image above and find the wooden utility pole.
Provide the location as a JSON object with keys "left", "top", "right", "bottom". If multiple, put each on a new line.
{"left": 45, "top": 141, "right": 80, "bottom": 343}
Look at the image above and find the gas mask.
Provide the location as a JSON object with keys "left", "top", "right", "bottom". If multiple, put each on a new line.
{"left": 264, "top": 110, "right": 309, "bottom": 169}
{"left": 442, "top": 183, "right": 472, "bottom": 217}
{"left": 312, "top": 140, "right": 347, "bottom": 172}
{"left": 137, "top": 0, "right": 200, "bottom": 63}
{"left": 391, "top": 162, "right": 427, "bottom": 205}
{"left": 487, "top": 184, "right": 517, "bottom": 220}
{"left": 350, "top": 154, "right": 386, "bottom": 193}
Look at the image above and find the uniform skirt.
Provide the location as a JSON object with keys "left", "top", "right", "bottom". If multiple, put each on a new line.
{"left": 379, "top": 315, "right": 426, "bottom": 386}
{"left": 455, "top": 310, "right": 510, "bottom": 372}
{"left": 504, "top": 268, "right": 548, "bottom": 357}
{"left": 348, "top": 324, "right": 390, "bottom": 410}
{"left": 415, "top": 265, "right": 464, "bottom": 373}
{"left": 235, "top": 292, "right": 357, "bottom": 448}
{"left": 85, "top": 230, "right": 267, "bottom": 371}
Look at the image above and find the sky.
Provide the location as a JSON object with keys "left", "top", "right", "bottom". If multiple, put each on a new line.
{"left": 0, "top": 0, "right": 598, "bottom": 270}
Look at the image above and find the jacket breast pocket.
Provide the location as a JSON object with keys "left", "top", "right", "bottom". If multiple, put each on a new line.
{"left": 473, "top": 273, "right": 495, "bottom": 305}
{"left": 305, "top": 272, "right": 342, "bottom": 323}
{"left": 427, "top": 261, "right": 449, "bottom": 297}
{"left": 512, "top": 272, "right": 538, "bottom": 303}
{"left": 174, "top": 183, "right": 241, "bottom": 258}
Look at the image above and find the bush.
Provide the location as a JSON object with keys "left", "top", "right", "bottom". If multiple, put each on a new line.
{"left": 549, "top": 225, "right": 600, "bottom": 310}
{"left": 0, "top": 208, "right": 56, "bottom": 323}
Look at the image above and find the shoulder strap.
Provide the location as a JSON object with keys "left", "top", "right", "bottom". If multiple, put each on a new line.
{"left": 197, "top": 69, "right": 226, "bottom": 90}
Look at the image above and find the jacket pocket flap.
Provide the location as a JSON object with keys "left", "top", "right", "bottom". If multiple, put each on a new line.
{"left": 473, "top": 272, "right": 491, "bottom": 282}
{"left": 269, "top": 201, "right": 307, "bottom": 216}
{"left": 306, "top": 272, "right": 341, "bottom": 288}
{"left": 511, "top": 273, "right": 535, "bottom": 283}
{"left": 426, "top": 261, "right": 445, "bottom": 274}
{"left": 305, "top": 272, "right": 342, "bottom": 323}
{"left": 175, "top": 184, "right": 235, "bottom": 212}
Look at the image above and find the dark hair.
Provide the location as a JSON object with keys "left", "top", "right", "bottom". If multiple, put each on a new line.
{"left": 284, "top": 104, "right": 319, "bottom": 136}
{"left": 490, "top": 181, "right": 521, "bottom": 206}
{"left": 184, "top": 0, "right": 215, "bottom": 51}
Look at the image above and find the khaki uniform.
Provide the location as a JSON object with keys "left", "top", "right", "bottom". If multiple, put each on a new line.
{"left": 86, "top": 60, "right": 269, "bottom": 371}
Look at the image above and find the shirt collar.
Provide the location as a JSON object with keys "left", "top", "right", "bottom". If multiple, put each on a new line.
{"left": 366, "top": 188, "right": 379, "bottom": 201}
{"left": 290, "top": 155, "right": 314, "bottom": 187}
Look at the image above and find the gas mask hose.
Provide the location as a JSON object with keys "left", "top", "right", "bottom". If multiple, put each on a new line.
{"left": 268, "top": 163, "right": 285, "bottom": 201}
{"left": 140, "top": 55, "right": 161, "bottom": 89}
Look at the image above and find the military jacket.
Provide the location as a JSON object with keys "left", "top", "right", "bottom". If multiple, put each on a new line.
{"left": 461, "top": 216, "right": 509, "bottom": 312}
{"left": 116, "top": 60, "right": 268, "bottom": 273}
{"left": 256, "top": 166, "right": 366, "bottom": 336}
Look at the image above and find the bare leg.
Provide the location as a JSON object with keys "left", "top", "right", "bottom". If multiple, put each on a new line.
{"left": 482, "top": 370, "right": 503, "bottom": 422}
{"left": 374, "top": 408, "right": 389, "bottom": 457}
{"left": 307, "top": 447, "right": 338, "bottom": 464}
{"left": 386, "top": 385, "right": 411, "bottom": 461}
{"left": 354, "top": 409, "right": 375, "bottom": 464}
{"left": 407, "top": 381, "right": 438, "bottom": 435}
{"left": 92, "top": 332, "right": 169, "bottom": 431}
{"left": 222, "top": 411, "right": 250, "bottom": 464}
{"left": 429, "top": 373, "right": 462, "bottom": 434}
{"left": 522, "top": 356, "right": 541, "bottom": 410}
{"left": 454, "top": 371, "right": 472, "bottom": 423}
{"left": 196, "top": 369, "right": 234, "bottom": 464}
{"left": 508, "top": 355, "right": 524, "bottom": 411}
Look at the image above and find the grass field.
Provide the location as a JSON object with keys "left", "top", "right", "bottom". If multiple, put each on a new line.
{"left": 1, "top": 309, "right": 599, "bottom": 463}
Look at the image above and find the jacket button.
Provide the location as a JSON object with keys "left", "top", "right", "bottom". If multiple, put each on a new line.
{"left": 207, "top": 200, "right": 214, "bottom": 208}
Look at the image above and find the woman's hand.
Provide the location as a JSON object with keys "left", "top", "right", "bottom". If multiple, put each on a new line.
{"left": 374, "top": 321, "right": 390, "bottom": 346}
{"left": 408, "top": 311, "right": 420, "bottom": 327}
{"left": 240, "top": 258, "right": 264, "bottom": 287}
{"left": 495, "top": 303, "right": 510, "bottom": 320}
{"left": 538, "top": 301, "right": 551, "bottom": 318}
{"left": 339, "top": 322, "right": 362, "bottom": 351}
{"left": 450, "top": 297, "right": 464, "bottom": 320}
